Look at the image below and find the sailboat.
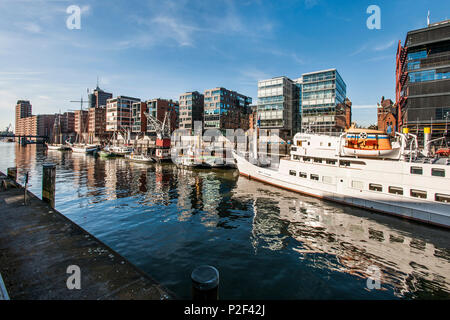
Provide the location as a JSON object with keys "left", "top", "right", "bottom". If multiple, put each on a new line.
{"left": 68, "top": 105, "right": 98, "bottom": 154}
{"left": 47, "top": 114, "right": 70, "bottom": 151}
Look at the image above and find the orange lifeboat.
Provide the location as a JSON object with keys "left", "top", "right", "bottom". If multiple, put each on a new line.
{"left": 343, "top": 128, "right": 397, "bottom": 157}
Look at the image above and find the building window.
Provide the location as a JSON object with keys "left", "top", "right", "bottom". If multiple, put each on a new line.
{"left": 326, "top": 159, "right": 336, "bottom": 165}
{"left": 410, "top": 189, "right": 427, "bottom": 199}
{"left": 435, "top": 193, "right": 450, "bottom": 203}
{"left": 431, "top": 168, "right": 445, "bottom": 177}
{"left": 299, "top": 172, "right": 307, "bottom": 178}
{"left": 310, "top": 174, "right": 319, "bottom": 181}
{"left": 410, "top": 167, "right": 423, "bottom": 175}
{"left": 389, "top": 186, "right": 403, "bottom": 195}
{"left": 369, "top": 184, "right": 383, "bottom": 192}
{"left": 289, "top": 170, "right": 296, "bottom": 176}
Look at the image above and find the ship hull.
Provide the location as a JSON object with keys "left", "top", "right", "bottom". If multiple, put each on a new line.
{"left": 233, "top": 152, "right": 450, "bottom": 228}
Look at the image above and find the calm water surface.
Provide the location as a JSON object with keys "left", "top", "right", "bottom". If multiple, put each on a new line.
{"left": 1, "top": 142, "right": 449, "bottom": 299}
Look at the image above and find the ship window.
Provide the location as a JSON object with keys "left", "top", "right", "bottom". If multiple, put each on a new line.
{"left": 297, "top": 141, "right": 302, "bottom": 147}
{"left": 369, "top": 184, "right": 383, "bottom": 192}
{"left": 435, "top": 193, "right": 450, "bottom": 203}
{"left": 340, "top": 160, "right": 351, "bottom": 167}
{"left": 326, "top": 159, "right": 336, "bottom": 165}
{"left": 303, "top": 157, "right": 311, "bottom": 162}
{"left": 310, "top": 174, "right": 319, "bottom": 181}
{"left": 299, "top": 172, "right": 307, "bottom": 178}
{"left": 410, "top": 166, "right": 423, "bottom": 175}
{"left": 351, "top": 181, "right": 364, "bottom": 189}
{"left": 293, "top": 155, "right": 300, "bottom": 160}
{"left": 328, "top": 143, "right": 331, "bottom": 147}
{"left": 410, "top": 189, "right": 427, "bottom": 199}
{"left": 314, "top": 158, "right": 322, "bottom": 163}
{"left": 431, "top": 168, "right": 445, "bottom": 177}
{"left": 291, "top": 147, "right": 297, "bottom": 152}
{"left": 308, "top": 142, "right": 310, "bottom": 146}
{"left": 289, "top": 170, "right": 296, "bottom": 176}
{"left": 389, "top": 186, "right": 403, "bottom": 195}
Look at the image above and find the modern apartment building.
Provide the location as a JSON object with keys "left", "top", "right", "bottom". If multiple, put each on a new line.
{"left": 257, "top": 77, "right": 298, "bottom": 139}
{"left": 396, "top": 19, "right": 450, "bottom": 141}
{"left": 146, "top": 98, "right": 179, "bottom": 134}
{"left": 106, "top": 96, "right": 141, "bottom": 132}
{"left": 301, "top": 69, "right": 347, "bottom": 133}
{"left": 203, "top": 87, "right": 252, "bottom": 131}
{"left": 88, "top": 85, "right": 113, "bottom": 109}
{"left": 179, "top": 91, "right": 204, "bottom": 132}
{"left": 15, "top": 100, "right": 32, "bottom": 135}
{"left": 131, "top": 102, "right": 147, "bottom": 133}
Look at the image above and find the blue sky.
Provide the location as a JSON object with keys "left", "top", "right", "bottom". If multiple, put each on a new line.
{"left": 1, "top": 0, "right": 450, "bottom": 130}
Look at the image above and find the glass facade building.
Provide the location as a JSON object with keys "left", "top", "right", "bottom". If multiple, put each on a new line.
{"left": 396, "top": 19, "right": 450, "bottom": 141}
{"left": 257, "top": 77, "right": 298, "bottom": 139}
{"left": 300, "top": 69, "right": 347, "bottom": 133}
{"left": 203, "top": 87, "right": 252, "bottom": 130}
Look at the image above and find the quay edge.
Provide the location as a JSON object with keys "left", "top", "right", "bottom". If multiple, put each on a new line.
{"left": 0, "top": 171, "right": 176, "bottom": 300}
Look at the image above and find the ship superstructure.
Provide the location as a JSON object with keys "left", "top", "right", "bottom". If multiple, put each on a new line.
{"left": 233, "top": 128, "right": 450, "bottom": 228}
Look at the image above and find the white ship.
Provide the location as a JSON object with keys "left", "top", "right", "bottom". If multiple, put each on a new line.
{"left": 233, "top": 128, "right": 450, "bottom": 228}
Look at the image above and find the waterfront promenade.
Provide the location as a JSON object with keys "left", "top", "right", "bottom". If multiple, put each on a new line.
{"left": 0, "top": 171, "right": 173, "bottom": 300}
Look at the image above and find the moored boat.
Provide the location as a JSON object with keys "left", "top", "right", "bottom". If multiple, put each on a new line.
{"left": 125, "top": 153, "right": 155, "bottom": 163}
{"left": 233, "top": 129, "right": 450, "bottom": 228}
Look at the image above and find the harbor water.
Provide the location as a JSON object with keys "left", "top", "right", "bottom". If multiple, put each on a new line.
{"left": 1, "top": 142, "right": 449, "bottom": 299}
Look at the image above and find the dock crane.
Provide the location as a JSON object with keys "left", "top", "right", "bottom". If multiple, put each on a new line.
{"left": 143, "top": 109, "right": 173, "bottom": 161}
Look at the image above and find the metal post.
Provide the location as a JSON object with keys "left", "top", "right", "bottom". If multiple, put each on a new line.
{"left": 191, "top": 265, "right": 219, "bottom": 301}
{"left": 42, "top": 163, "right": 56, "bottom": 208}
{"left": 24, "top": 172, "right": 29, "bottom": 205}
{"left": 7, "top": 167, "right": 17, "bottom": 182}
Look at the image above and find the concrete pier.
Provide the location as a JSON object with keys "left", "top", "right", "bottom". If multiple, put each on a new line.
{"left": 0, "top": 171, "right": 174, "bottom": 300}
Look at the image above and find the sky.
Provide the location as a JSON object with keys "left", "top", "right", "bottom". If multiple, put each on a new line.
{"left": 1, "top": 0, "right": 450, "bottom": 131}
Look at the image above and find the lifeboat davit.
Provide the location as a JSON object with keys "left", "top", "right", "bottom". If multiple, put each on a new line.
{"left": 343, "top": 128, "right": 399, "bottom": 158}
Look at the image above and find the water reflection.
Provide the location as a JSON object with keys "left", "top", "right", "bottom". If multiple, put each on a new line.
{"left": 233, "top": 177, "right": 450, "bottom": 299}
{"left": 1, "top": 142, "right": 449, "bottom": 299}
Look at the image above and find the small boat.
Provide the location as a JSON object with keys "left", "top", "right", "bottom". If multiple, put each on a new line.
{"left": 70, "top": 143, "right": 98, "bottom": 154}
{"left": 99, "top": 150, "right": 117, "bottom": 158}
{"left": 108, "top": 145, "right": 133, "bottom": 156}
{"left": 342, "top": 128, "right": 401, "bottom": 159}
{"left": 125, "top": 153, "right": 155, "bottom": 163}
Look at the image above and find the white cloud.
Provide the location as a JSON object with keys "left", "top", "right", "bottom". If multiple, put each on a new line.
{"left": 375, "top": 40, "right": 395, "bottom": 51}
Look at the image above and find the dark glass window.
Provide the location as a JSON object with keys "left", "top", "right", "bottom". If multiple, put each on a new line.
{"left": 410, "top": 167, "right": 423, "bottom": 175}
{"left": 431, "top": 168, "right": 445, "bottom": 177}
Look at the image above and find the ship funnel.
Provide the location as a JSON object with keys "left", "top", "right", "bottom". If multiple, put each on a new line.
{"left": 423, "top": 127, "right": 431, "bottom": 157}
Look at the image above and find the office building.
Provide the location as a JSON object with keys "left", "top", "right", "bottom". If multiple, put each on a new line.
{"left": 203, "top": 87, "right": 252, "bottom": 131}
{"left": 257, "top": 77, "right": 298, "bottom": 140}
{"left": 146, "top": 98, "right": 179, "bottom": 134}
{"left": 396, "top": 19, "right": 450, "bottom": 141}
{"left": 88, "top": 85, "right": 113, "bottom": 109}
{"left": 179, "top": 91, "right": 204, "bottom": 131}
{"left": 131, "top": 102, "right": 147, "bottom": 133}
{"left": 106, "top": 96, "right": 141, "bottom": 132}
{"left": 74, "top": 109, "right": 89, "bottom": 134}
{"left": 301, "top": 69, "right": 347, "bottom": 133}
{"left": 15, "top": 100, "right": 32, "bottom": 135}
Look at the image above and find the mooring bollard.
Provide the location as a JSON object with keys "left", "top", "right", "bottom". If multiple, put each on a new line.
{"left": 42, "top": 163, "right": 56, "bottom": 208}
{"left": 191, "top": 265, "right": 219, "bottom": 301}
{"left": 7, "top": 167, "right": 17, "bottom": 182}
